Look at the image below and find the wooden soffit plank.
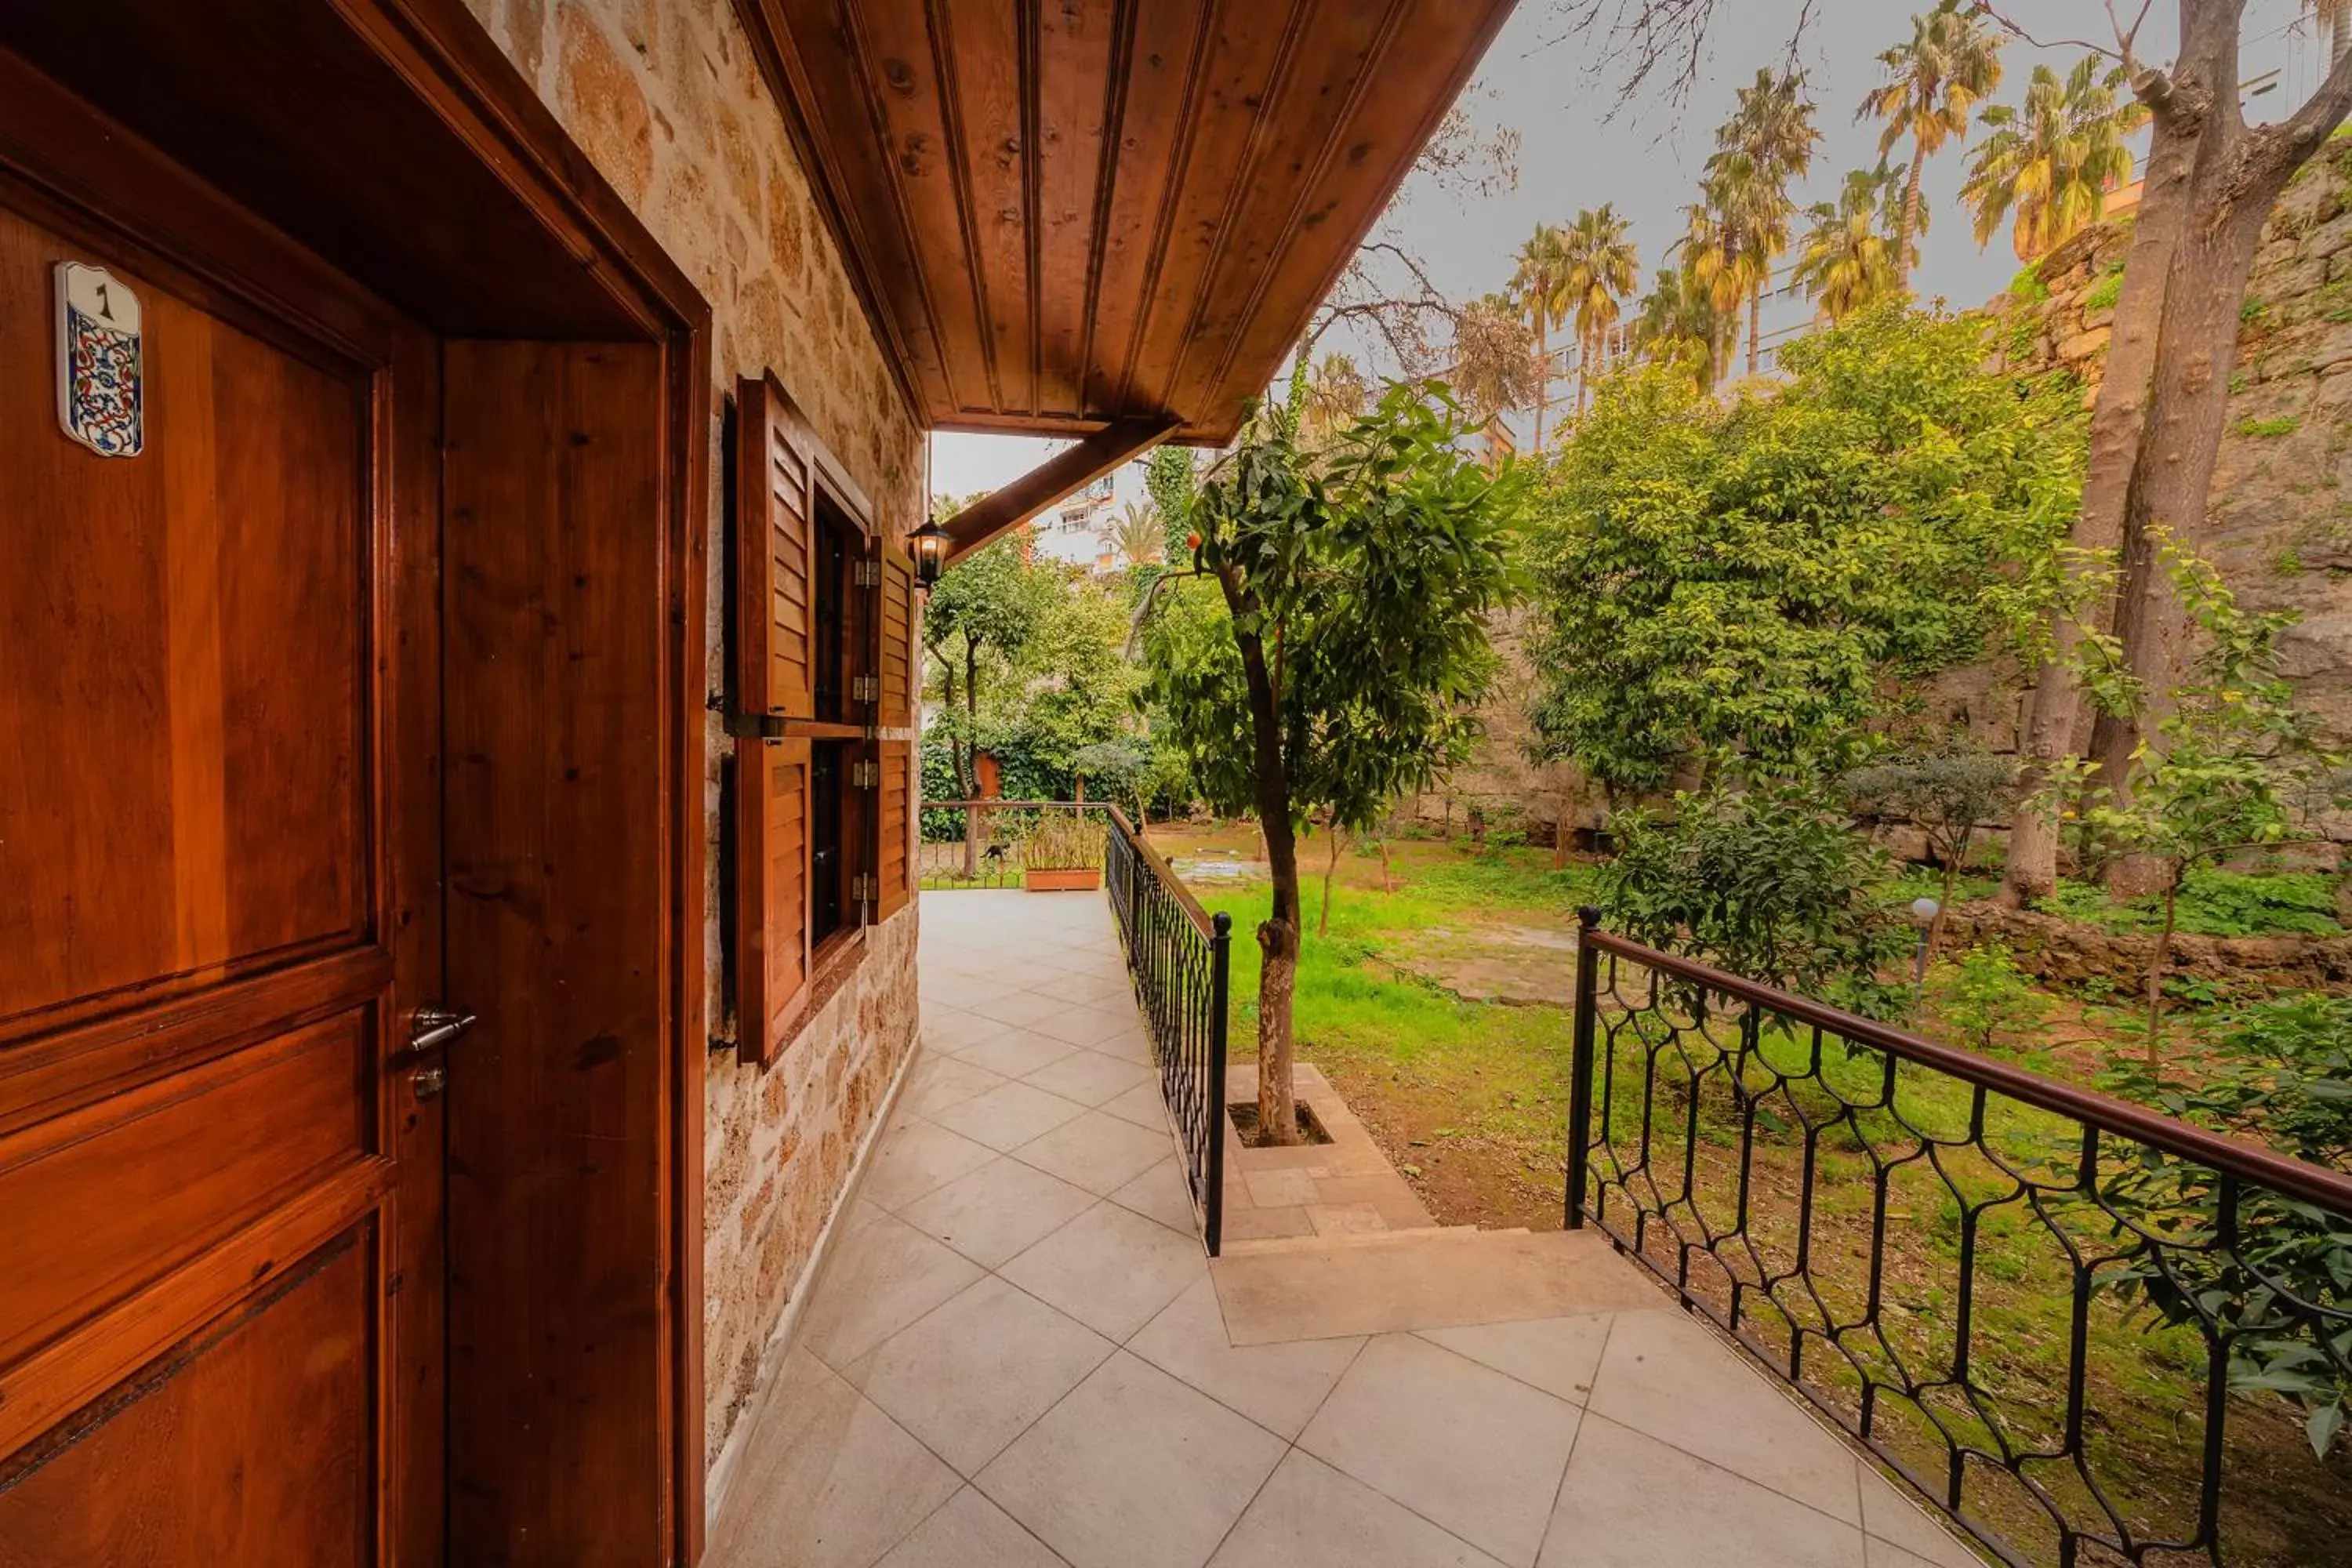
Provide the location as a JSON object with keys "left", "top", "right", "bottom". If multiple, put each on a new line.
{"left": 941, "top": 416, "right": 1177, "bottom": 563}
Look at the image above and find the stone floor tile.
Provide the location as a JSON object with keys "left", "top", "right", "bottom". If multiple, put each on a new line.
{"left": 1011, "top": 1110, "right": 1174, "bottom": 1196}
{"left": 1107, "top": 1156, "right": 1199, "bottom": 1235}
{"left": 1857, "top": 1472, "right": 1984, "bottom": 1568}
{"left": 800, "top": 1213, "right": 985, "bottom": 1370}
{"left": 851, "top": 1276, "right": 1115, "bottom": 1475}
{"left": 1865, "top": 1545, "right": 1968, "bottom": 1568}
{"left": 1098, "top": 1079, "right": 1173, "bottom": 1131}
{"left": 977, "top": 1352, "right": 1286, "bottom": 1568}
{"left": 898, "top": 1155, "right": 1101, "bottom": 1269}
{"left": 706, "top": 1349, "right": 962, "bottom": 1568}
{"left": 862, "top": 1120, "right": 1001, "bottom": 1211}
{"left": 1029, "top": 1004, "right": 1147, "bottom": 1049}
{"left": 929, "top": 1080, "right": 1090, "bottom": 1152}
{"left": 1584, "top": 1308, "right": 1862, "bottom": 1525}
{"left": 922, "top": 1006, "right": 1013, "bottom": 1051}
{"left": 1083, "top": 1027, "right": 1154, "bottom": 1063}
{"left": 1207, "top": 1450, "right": 1508, "bottom": 1568}
{"left": 1000, "top": 1201, "right": 1207, "bottom": 1340}
{"left": 1298, "top": 1333, "right": 1581, "bottom": 1568}
{"left": 968, "top": 989, "right": 1074, "bottom": 1029}
{"left": 1243, "top": 1167, "right": 1320, "bottom": 1208}
{"left": 1219, "top": 1203, "right": 1315, "bottom": 1241}
{"left": 1307, "top": 1202, "right": 1388, "bottom": 1236}
{"left": 900, "top": 1055, "right": 1011, "bottom": 1118}
{"left": 876, "top": 1487, "right": 1072, "bottom": 1568}
{"left": 1022, "top": 1049, "right": 1156, "bottom": 1108}
{"left": 1027, "top": 969, "right": 1138, "bottom": 1008}
{"left": 1417, "top": 1314, "right": 1614, "bottom": 1405}
{"left": 958, "top": 1031, "right": 1083, "bottom": 1080}
{"left": 1537, "top": 1414, "right": 1866, "bottom": 1568}
{"left": 1128, "top": 1276, "right": 1363, "bottom": 1439}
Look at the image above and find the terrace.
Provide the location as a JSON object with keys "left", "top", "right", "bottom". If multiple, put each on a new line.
{"left": 706, "top": 884, "right": 1983, "bottom": 1568}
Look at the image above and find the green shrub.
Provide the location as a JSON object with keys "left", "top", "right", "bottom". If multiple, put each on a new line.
{"left": 2237, "top": 416, "right": 2300, "bottom": 439}
{"left": 2049, "top": 868, "right": 2343, "bottom": 937}
{"left": 2084, "top": 267, "right": 2124, "bottom": 311}
{"left": 1925, "top": 943, "right": 2049, "bottom": 1054}
{"left": 1601, "top": 786, "right": 1906, "bottom": 1010}
{"left": 2103, "top": 996, "right": 2352, "bottom": 1457}
{"left": 2009, "top": 264, "right": 2050, "bottom": 305}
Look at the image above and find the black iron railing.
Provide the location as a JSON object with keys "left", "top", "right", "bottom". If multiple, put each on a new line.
{"left": 919, "top": 799, "right": 1102, "bottom": 889}
{"left": 1566, "top": 909, "right": 2352, "bottom": 1568}
{"left": 1105, "top": 806, "right": 1230, "bottom": 1256}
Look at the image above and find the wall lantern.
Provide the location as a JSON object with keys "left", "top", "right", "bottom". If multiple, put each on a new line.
{"left": 908, "top": 518, "right": 950, "bottom": 590}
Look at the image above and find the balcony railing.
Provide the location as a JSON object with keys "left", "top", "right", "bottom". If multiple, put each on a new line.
{"left": 1566, "top": 909, "right": 2352, "bottom": 1568}
{"left": 1104, "top": 805, "right": 1230, "bottom": 1256}
{"left": 918, "top": 799, "right": 1102, "bottom": 889}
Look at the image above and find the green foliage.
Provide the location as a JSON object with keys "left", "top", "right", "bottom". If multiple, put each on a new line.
{"left": 1923, "top": 942, "right": 2048, "bottom": 1054}
{"left": 1840, "top": 752, "right": 2016, "bottom": 874}
{"left": 1145, "top": 445, "right": 1199, "bottom": 564}
{"left": 1526, "top": 306, "right": 2085, "bottom": 795}
{"left": 1143, "top": 385, "right": 1521, "bottom": 836}
{"left": 2103, "top": 996, "right": 2352, "bottom": 1457}
{"left": 2048, "top": 868, "right": 2344, "bottom": 937}
{"left": 2009, "top": 263, "right": 2050, "bottom": 304}
{"left": 2238, "top": 416, "right": 2301, "bottom": 439}
{"left": 1600, "top": 785, "right": 1906, "bottom": 1006}
{"left": 2084, "top": 265, "right": 2125, "bottom": 311}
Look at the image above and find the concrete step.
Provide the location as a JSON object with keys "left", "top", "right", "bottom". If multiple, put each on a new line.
{"left": 1210, "top": 1225, "right": 1666, "bottom": 1346}
{"left": 1221, "top": 1224, "right": 1483, "bottom": 1257}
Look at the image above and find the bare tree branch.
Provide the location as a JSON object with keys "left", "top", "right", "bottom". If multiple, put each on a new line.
{"left": 1974, "top": 2, "right": 2136, "bottom": 67}
{"left": 1534, "top": 0, "right": 1815, "bottom": 110}
{"left": 2270, "top": 28, "right": 2352, "bottom": 169}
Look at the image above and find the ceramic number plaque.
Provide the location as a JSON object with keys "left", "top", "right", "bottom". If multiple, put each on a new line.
{"left": 55, "top": 260, "right": 144, "bottom": 457}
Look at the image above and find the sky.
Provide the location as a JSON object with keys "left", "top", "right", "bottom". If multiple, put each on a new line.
{"left": 933, "top": 0, "right": 2331, "bottom": 531}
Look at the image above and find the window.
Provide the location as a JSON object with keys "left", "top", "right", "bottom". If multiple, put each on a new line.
{"left": 728, "top": 373, "right": 918, "bottom": 1067}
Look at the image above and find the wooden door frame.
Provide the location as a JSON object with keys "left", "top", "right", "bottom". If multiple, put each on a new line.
{"left": 0, "top": 5, "right": 713, "bottom": 1559}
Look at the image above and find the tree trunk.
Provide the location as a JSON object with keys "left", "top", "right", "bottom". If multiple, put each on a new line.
{"left": 2002, "top": 49, "right": 2205, "bottom": 908}
{"left": 2145, "top": 869, "right": 2183, "bottom": 1061}
{"left": 1319, "top": 818, "right": 1345, "bottom": 937}
{"left": 963, "top": 637, "right": 984, "bottom": 879}
{"left": 1747, "top": 281, "right": 1762, "bottom": 377}
{"left": 1379, "top": 838, "right": 1393, "bottom": 893}
{"left": 1896, "top": 140, "right": 1926, "bottom": 293}
{"left": 1533, "top": 322, "right": 1549, "bottom": 455}
{"left": 1216, "top": 562, "right": 1305, "bottom": 1146}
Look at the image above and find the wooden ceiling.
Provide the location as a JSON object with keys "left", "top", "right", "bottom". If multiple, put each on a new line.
{"left": 739, "top": 0, "right": 1515, "bottom": 445}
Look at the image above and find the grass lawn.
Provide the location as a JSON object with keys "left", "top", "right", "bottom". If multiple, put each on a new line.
{"left": 1145, "top": 822, "right": 2350, "bottom": 1567}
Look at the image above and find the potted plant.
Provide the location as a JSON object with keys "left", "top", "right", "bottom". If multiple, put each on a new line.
{"left": 1022, "top": 811, "right": 1106, "bottom": 892}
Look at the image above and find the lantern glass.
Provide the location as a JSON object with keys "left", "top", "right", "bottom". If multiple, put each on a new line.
{"left": 909, "top": 521, "right": 949, "bottom": 588}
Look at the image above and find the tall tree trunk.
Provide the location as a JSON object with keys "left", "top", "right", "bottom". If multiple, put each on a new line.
{"left": 964, "top": 637, "right": 984, "bottom": 879}
{"left": 1533, "top": 321, "right": 1549, "bottom": 454}
{"left": 1217, "top": 563, "right": 1304, "bottom": 1146}
{"left": 1747, "top": 281, "right": 1762, "bottom": 377}
{"left": 2002, "top": 53, "right": 2202, "bottom": 906}
{"left": 1896, "top": 140, "right": 1927, "bottom": 292}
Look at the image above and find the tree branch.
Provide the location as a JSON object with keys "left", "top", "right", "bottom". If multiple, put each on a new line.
{"left": 2268, "top": 36, "right": 2352, "bottom": 173}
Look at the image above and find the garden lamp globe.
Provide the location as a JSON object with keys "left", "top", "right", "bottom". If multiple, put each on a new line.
{"left": 1910, "top": 896, "right": 1940, "bottom": 927}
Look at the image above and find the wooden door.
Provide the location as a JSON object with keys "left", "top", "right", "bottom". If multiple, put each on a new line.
{"left": 0, "top": 191, "right": 438, "bottom": 1564}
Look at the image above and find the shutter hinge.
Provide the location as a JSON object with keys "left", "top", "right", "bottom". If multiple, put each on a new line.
{"left": 851, "top": 759, "right": 880, "bottom": 789}
{"left": 726, "top": 712, "right": 786, "bottom": 742}
{"left": 853, "top": 560, "right": 883, "bottom": 588}
{"left": 852, "top": 673, "right": 880, "bottom": 704}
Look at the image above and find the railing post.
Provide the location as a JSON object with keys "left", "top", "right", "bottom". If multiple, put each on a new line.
{"left": 1566, "top": 906, "right": 1602, "bottom": 1232}
{"left": 1205, "top": 911, "right": 1232, "bottom": 1258}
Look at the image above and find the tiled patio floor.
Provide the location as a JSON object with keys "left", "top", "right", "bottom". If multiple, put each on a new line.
{"left": 708, "top": 890, "right": 1984, "bottom": 1568}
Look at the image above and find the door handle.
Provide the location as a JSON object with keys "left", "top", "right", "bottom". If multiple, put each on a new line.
{"left": 393, "top": 1005, "right": 476, "bottom": 1101}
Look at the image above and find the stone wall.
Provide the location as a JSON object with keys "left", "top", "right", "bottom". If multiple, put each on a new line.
{"left": 463, "top": 0, "right": 927, "bottom": 1476}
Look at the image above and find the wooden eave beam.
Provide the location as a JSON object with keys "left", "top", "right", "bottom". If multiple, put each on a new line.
{"left": 941, "top": 416, "right": 1180, "bottom": 564}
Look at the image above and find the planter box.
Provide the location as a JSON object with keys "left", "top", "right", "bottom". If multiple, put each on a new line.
{"left": 1023, "top": 867, "right": 1101, "bottom": 892}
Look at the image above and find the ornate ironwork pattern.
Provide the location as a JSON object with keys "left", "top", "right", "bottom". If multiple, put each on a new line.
{"left": 917, "top": 800, "right": 1098, "bottom": 888}
{"left": 1566, "top": 909, "right": 2352, "bottom": 1568}
{"left": 1105, "top": 807, "right": 1229, "bottom": 1256}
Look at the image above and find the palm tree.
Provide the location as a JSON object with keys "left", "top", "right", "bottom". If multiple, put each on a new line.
{"left": 1792, "top": 168, "right": 1904, "bottom": 322}
{"left": 1447, "top": 292, "right": 1540, "bottom": 426}
{"left": 1555, "top": 205, "right": 1640, "bottom": 418}
{"left": 1857, "top": 1, "right": 2004, "bottom": 293}
{"left": 1703, "top": 69, "right": 1820, "bottom": 376}
{"left": 1509, "top": 224, "right": 1571, "bottom": 452}
{"left": 2325, "top": 0, "right": 2352, "bottom": 67}
{"left": 1631, "top": 262, "right": 1731, "bottom": 391}
{"left": 1961, "top": 58, "right": 2148, "bottom": 263}
{"left": 1110, "top": 500, "right": 1162, "bottom": 568}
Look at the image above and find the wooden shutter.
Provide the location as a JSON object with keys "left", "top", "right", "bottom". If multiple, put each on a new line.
{"left": 735, "top": 374, "right": 818, "bottom": 1065}
{"left": 875, "top": 544, "right": 916, "bottom": 920}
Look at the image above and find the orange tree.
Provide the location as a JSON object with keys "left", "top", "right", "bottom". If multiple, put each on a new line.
{"left": 1142, "top": 385, "right": 1519, "bottom": 1143}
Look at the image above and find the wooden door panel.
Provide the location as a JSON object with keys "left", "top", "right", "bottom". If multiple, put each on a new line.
{"left": 0, "top": 1241, "right": 376, "bottom": 1568}
{"left": 0, "top": 203, "right": 368, "bottom": 1034}
{"left": 0, "top": 192, "right": 408, "bottom": 1568}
